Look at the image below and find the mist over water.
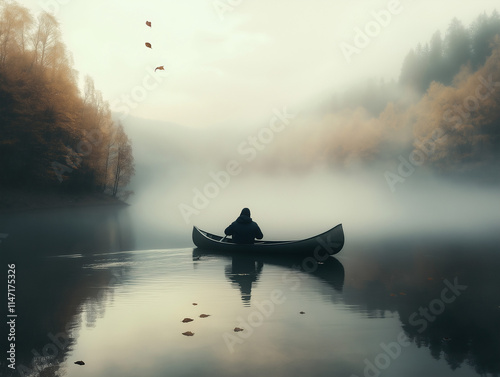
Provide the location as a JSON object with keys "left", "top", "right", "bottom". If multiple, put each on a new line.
{"left": 125, "top": 117, "right": 500, "bottom": 247}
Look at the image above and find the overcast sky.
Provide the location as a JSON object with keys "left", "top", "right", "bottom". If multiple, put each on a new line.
{"left": 20, "top": 0, "right": 500, "bottom": 128}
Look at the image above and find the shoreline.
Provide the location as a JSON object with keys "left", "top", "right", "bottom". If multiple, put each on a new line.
{"left": 0, "top": 188, "right": 129, "bottom": 214}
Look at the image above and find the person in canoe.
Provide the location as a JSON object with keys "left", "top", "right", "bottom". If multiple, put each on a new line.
{"left": 224, "top": 208, "right": 263, "bottom": 244}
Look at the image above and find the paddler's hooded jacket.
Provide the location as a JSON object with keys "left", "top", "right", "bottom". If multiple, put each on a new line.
{"left": 224, "top": 208, "right": 263, "bottom": 244}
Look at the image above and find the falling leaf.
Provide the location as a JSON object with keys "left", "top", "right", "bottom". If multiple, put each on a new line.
{"left": 145, "top": 42, "right": 152, "bottom": 49}
{"left": 390, "top": 293, "right": 397, "bottom": 297}
{"left": 192, "top": 303, "right": 198, "bottom": 306}
{"left": 299, "top": 311, "right": 305, "bottom": 314}
{"left": 182, "top": 318, "right": 194, "bottom": 323}
{"left": 199, "top": 314, "right": 210, "bottom": 318}
{"left": 74, "top": 361, "right": 85, "bottom": 366}
{"left": 155, "top": 66, "right": 165, "bottom": 72}
{"left": 399, "top": 292, "right": 406, "bottom": 296}
{"left": 146, "top": 21, "right": 152, "bottom": 27}
{"left": 182, "top": 331, "right": 194, "bottom": 336}
{"left": 234, "top": 327, "right": 244, "bottom": 332}
{"left": 427, "top": 277, "right": 433, "bottom": 281}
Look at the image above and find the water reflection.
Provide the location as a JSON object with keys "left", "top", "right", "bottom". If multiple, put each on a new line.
{"left": 0, "top": 206, "right": 135, "bottom": 377}
{"left": 1, "top": 251, "right": 134, "bottom": 377}
{"left": 225, "top": 256, "right": 263, "bottom": 306}
{"left": 193, "top": 249, "right": 345, "bottom": 307}
{"left": 0, "top": 206, "right": 135, "bottom": 258}
{"left": 1, "top": 206, "right": 499, "bottom": 377}
{"left": 341, "top": 238, "right": 500, "bottom": 376}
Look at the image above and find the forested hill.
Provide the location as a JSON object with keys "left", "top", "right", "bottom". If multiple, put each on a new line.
{"left": 0, "top": 3, "right": 134, "bottom": 197}
{"left": 329, "top": 11, "right": 500, "bottom": 116}
{"left": 267, "top": 11, "right": 500, "bottom": 175}
{"left": 400, "top": 11, "right": 500, "bottom": 94}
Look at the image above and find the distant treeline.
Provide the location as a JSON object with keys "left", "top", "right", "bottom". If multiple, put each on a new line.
{"left": 331, "top": 11, "right": 500, "bottom": 115}
{"left": 270, "top": 11, "right": 500, "bottom": 175}
{"left": 0, "top": 2, "right": 134, "bottom": 196}
{"left": 400, "top": 11, "right": 500, "bottom": 93}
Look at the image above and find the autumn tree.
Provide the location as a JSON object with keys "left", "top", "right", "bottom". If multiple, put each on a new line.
{"left": 108, "top": 123, "right": 135, "bottom": 198}
{"left": 0, "top": 2, "right": 33, "bottom": 66}
{"left": 0, "top": 2, "right": 135, "bottom": 197}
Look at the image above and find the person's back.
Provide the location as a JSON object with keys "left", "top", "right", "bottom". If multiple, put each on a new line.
{"left": 224, "top": 208, "right": 263, "bottom": 244}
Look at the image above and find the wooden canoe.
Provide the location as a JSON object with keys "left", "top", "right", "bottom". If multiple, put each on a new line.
{"left": 192, "top": 224, "right": 344, "bottom": 255}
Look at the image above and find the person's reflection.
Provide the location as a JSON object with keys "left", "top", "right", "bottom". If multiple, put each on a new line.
{"left": 224, "top": 255, "right": 263, "bottom": 306}
{"left": 192, "top": 248, "right": 345, "bottom": 307}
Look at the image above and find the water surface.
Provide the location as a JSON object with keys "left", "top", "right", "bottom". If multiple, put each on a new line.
{"left": 1, "top": 206, "right": 499, "bottom": 377}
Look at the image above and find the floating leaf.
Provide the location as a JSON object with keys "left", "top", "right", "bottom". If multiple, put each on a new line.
{"left": 182, "top": 331, "right": 194, "bottom": 336}
{"left": 234, "top": 327, "right": 244, "bottom": 332}
{"left": 146, "top": 21, "right": 152, "bottom": 27}
{"left": 74, "top": 361, "right": 85, "bottom": 366}
{"left": 199, "top": 314, "right": 210, "bottom": 318}
{"left": 182, "top": 317, "right": 194, "bottom": 323}
{"left": 145, "top": 42, "right": 152, "bottom": 49}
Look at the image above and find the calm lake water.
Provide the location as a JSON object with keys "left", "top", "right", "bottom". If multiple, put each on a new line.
{"left": 1, "top": 205, "right": 500, "bottom": 377}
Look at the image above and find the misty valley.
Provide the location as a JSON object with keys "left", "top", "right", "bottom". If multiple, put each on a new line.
{"left": 2, "top": 1, "right": 500, "bottom": 377}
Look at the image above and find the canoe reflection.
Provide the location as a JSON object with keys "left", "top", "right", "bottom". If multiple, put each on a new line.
{"left": 192, "top": 249, "right": 345, "bottom": 306}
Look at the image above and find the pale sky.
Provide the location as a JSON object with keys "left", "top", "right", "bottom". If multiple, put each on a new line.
{"left": 19, "top": 0, "right": 500, "bottom": 128}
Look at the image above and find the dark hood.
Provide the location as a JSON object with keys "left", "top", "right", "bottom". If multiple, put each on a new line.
{"left": 236, "top": 215, "right": 252, "bottom": 224}
{"left": 240, "top": 208, "right": 251, "bottom": 217}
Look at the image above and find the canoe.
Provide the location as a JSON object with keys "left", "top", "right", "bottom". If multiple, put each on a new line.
{"left": 192, "top": 224, "right": 344, "bottom": 255}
